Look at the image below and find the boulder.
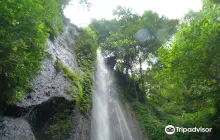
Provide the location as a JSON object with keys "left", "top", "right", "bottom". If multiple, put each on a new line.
{"left": 0, "top": 117, "right": 35, "bottom": 140}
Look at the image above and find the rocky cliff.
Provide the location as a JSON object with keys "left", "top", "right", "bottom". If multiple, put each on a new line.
{"left": 1, "top": 22, "right": 91, "bottom": 140}
{"left": 0, "top": 21, "right": 145, "bottom": 140}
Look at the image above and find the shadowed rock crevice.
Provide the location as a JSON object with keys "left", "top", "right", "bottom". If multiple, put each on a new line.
{"left": 3, "top": 96, "right": 76, "bottom": 140}
{"left": 105, "top": 56, "right": 116, "bottom": 70}
{"left": 30, "top": 97, "right": 75, "bottom": 140}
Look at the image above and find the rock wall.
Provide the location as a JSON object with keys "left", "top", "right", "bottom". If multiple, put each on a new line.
{"left": 124, "top": 103, "right": 149, "bottom": 140}
{"left": 0, "top": 117, "right": 35, "bottom": 140}
{"left": 67, "top": 105, "right": 91, "bottom": 140}
{"left": 1, "top": 23, "right": 91, "bottom": 140}
{"left": 108, "top": 97, "right": 148, "bottom": 140}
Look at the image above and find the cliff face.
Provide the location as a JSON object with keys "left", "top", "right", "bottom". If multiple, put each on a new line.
{"left": 124, "top": 103, "right": 148, "bottom": 140}
{"left": 0, "top": 22, "right": 145, "bottom": 140}
{"left": 0, "top": 117, "right": 35, "bottom": 140}
{"left": 1, "top": 23, "right": 91, "bottom": 140}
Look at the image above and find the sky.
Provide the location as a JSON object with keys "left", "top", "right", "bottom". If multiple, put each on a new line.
{"left": 64, "top": 0, "right": 202, "bottom": 27}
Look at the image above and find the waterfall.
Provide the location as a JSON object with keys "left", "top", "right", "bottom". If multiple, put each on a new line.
{"left": 91, "top": 49, "right": 133, "bottom": 140}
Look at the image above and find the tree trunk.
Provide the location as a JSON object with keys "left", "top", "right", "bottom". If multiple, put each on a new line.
{"left": 139, "top": 57, "right": 143, "bottom": 84}
{"left": 139, "top": 57, "right": 146, "bottom": 103}
{"left": 130, "top": 67, "right": 138, "bottom": 101}
{"left": 125, "top": 55, "right": 129, "bottom": 82}
{"left": 125, "top": 66, "right": 129, "bottom": 82}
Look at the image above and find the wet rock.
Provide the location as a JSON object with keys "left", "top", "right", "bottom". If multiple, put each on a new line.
{"left": 124, "top": 103, "right": 148, "bottom": 140}
{"left": 16, "top": 24, "right": 81, "bottom": 108}
{"left": 0, "top": 117, "right": 35, "bottom": 140}
{"left": 29, "top": 97, "right": 75, "bottom": 140}
{"left": 105, "top": 56, "right": 116, "bottom": 70}
{"left": 66, "top": 106, "right": 91, "bottom": 140}
{"left": 2, "top": 24, "right": 91, "bottom": 140}
{"left": 16, "top": 59, "right": 72, "bottom": 107}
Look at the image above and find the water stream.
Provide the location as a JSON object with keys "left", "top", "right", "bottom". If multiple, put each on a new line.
{"left": 91, "top": 49, "right": 133, "bottom": 140}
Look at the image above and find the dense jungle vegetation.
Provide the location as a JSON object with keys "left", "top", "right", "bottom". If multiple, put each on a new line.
{"left": 0, "top": 0, "right": 65, "bottom": 108}
{"left": 0, "top": 0, "right": 93, "bottom": 109}
{"left": 89, "top": 0, "right": 220, "bottom": 139}
{"left": 0, "top": 0, "right": 219, "bottom": 139}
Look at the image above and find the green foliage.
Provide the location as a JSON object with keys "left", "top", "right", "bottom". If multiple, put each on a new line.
{"left": 99, "top": 7, "right": 178, "bottom": 84}
{"left": 68, "top": 27, "right": 98, "bottom": 113}
{"left": 63, "top": 65, "right": 92, "bottom": 113}
{"left": 0, "top": 0, "right": 64, "bottom": 107}
{"left": 80, "top": 72, "right": 92, "bottom": 112}
{"left": 73, "top": 27, "right": 98, "bottom": 72}
{"left": 156, "top": 2, "right": 220, "bottom": 112}
{"left": 54, "top": 26, "right": 98, "bottom": 114}
{"left": 63, "top": 66, "right": 83, "bottom": 97}
{"left": 95, "top": 7, "right": 178, "bottom": 105}
{"left": 55, "top": 59, "right": 63, "bottom": 73}
{"left": 89, "top": 19, "right": 119, "bottom": 43}
{"left": 44, "top": 119, "right": 71, "bottom": 140}
{"left": 133, "top": 101, "right": 168, "bottom": 140}
{"left": 44, "top": 51, "right": 53, "bottom": 58}
{"left": 43, "top": 0, "right": 64, "bottom": 38}
{"left": 133, "top": 99, "right": 207, "bottom": 140}
{"left": 57, "top": 0, "right": 71, "bottom": 9}
{"left": 57, "top": 0, "right": 91, "bottom": 10}
{"left": 105, "top": 1, "right": 220, "bottom": 140}
{"left": 41, "top": 102, "right": 74, "bottom": 140}
{"left": 136, "top": 1, "right": 220, "bottom": 139}
{"left": 65, "top": 86, "right": 80, "bottom": 103}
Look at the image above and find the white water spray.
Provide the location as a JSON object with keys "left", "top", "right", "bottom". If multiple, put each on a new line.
{"left": 91, "top": 49, "right": 110, "bottom": 140}
{"left": 91, "top": 49, "right": 133, "bottom": 140}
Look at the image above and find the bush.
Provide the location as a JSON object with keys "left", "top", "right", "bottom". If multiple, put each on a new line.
{"left": 0, "top": 0, "right": 65, "bottom": 108}
{"left": 71, "top": 27, "right": 98, "bottom": 113}
{"left": 73, "top": 27, "right": 98, "bottom": 72}
{"left": 62, "top": 65, "right": 91, "bottom": 113}
{"left": 55, "top": 59, "right": 63, "bottom": 73}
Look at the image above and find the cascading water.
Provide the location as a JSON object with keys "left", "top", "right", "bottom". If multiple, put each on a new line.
{"left": 91, "top": 49, "right": 110, "bottom": 140}
{"left": 91, "top": 49, "right": 133, "bottom": 140}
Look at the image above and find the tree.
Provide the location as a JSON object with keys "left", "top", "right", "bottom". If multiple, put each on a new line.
{"left": 96, "top": 6, "right": 178, "bottom": 102}
{"left": 146, "top": 1, "right": 220, "bottom": 138}
{"left": 89, "top": 19, "right": 119, "bottom": 44}
{"left": 0, "top": 0, "right": 89, "bottom": 108}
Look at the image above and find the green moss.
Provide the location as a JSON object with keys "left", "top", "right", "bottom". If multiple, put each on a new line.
{"left": 79, "top": 93, "right": 91, "bottom": 113}
{"left": 63, "top": 66, "right": 81, "bottom": 82}
{"left": 69, "top": 27, "right": 98, "bottom": 113}
{"left": 54, "top": 60, "right": 83, "bottom": 102}
{"left": 44, "top": 119, "right": 71, "bottom": 140}
{"left": 38, "top": 100, "right": 75, "bottom": 140}
{"left": 65, "top": 86, "right": 80, "bottom": 104}
{"left": 26, "top": 84, "right": 34, "bottom": 93}
{"left": 63, "top": 65, "right": 92, "bottom": 113}
{"left": 65, "top": 86, "right": 76, "bottom": 97}
{"left": 45, "top": 51, "right": 53, "bottom": 58}
{"left": 42, "top": 108, "right": 73, "bottom": 140}
{"left": 55, "top": 59, "right": 63, "bottom": 73}
{"left": 63, "top": 66, "right": 83, "bottom": 96}
{"left": 52, "top": 27, "right": 98, "bottom": 114}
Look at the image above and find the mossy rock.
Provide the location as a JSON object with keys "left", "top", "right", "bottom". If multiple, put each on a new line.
{"left": 42, "top": 114, "right": 72, "bottom": 140}
{"left": 29, "top": 97, "right": 75, "bottom": 140}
